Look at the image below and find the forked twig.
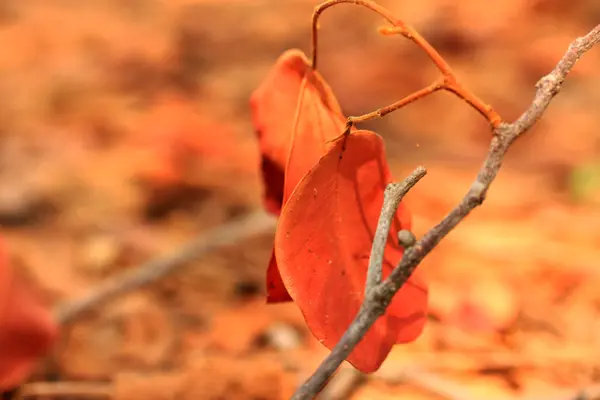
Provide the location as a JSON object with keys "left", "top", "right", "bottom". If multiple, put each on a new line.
{"left": 365, "top": 166, "right": 427, "bottom": 293}
{"left": 292, "top": 11, "right": 600, "bottom": 400}
{"left": 56, "top": 211, "right": 276, "bottom": 324}
{"left": 311, "top": 0, "right": 502, "bottom": 128}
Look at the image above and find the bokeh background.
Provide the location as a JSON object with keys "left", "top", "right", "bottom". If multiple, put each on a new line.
{"left": 2, "top": 0, "right": 600, "bottom": 398}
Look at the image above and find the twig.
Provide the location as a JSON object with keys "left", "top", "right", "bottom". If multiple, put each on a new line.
{"left": 316, "top": 367, "right": 365, "bottom": 400}
{"left": 55, "top": 211, "right": 276, "bottom": 324}
{"left": 365, "top": 166, "right": 427, "bottom": 293}
{"left": 392, "top": 367, "right": 476, "bottom": 400}
{"left": 518, "top": 383, "right": 600, "bottom": 400}
{"left": 292, "top": 19, "right": 600, "bottom": 400}
{"left": 348, "top": 81, "right": 444, "bottom": 124}
{"left": 311, "top": 0, "right": 501, "bottom": 128}
{"left": 20, "top": 381, "right": 112, "bottom": 398}
{"left": 311, "top": 0, "right": 397, "bottom": 69}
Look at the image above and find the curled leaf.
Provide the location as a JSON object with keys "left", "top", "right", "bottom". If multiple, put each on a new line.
{"left": 274, "top": 130, "right": 427, "bottom": 372}
{"left": 250, "top": 49, "right": 346, "bottom": 216}
{"left": 250, "top": 49, "right": 348, "bottom": 302}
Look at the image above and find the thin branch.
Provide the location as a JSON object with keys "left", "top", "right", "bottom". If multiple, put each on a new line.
{"left": 382, "top": 23, "right": 600, "bottom": 293}
{"left": 292, "top": 22, "right": 600, "bottom": 400}
{"left": 394, "top": 367, "right": 477, "bottom": 400}
{"left": 311, "top": 0, "right": 398, "bottom": 69}
{"left": 519, "top": 383, "right": 600, "bottom": 400}
{"left": 316, "top": 367, "right": 365, "bottom": 400}
{"left": 511, "top": 24, "right": 600, "bottom": 135}
{"left": 311, "top": 0, "right": 501, "bottom": 128}
{"left": 290, "top": 296, "right": 380, "bottom": 400}
{"left": 20, "top": 381, "right": 112, "bottom": 398}
{"left": 348, "top": 82, "right": 444, "bottom": 124}
{"left": 55, "top": 211, "right": 276, "bottom": 325}
{"left": 365, "top": 166, "right": 427, "bottom": 293}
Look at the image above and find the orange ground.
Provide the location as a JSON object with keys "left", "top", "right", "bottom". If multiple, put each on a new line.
{"left": 1, "top": 0, "right": 600, "bottom": 399}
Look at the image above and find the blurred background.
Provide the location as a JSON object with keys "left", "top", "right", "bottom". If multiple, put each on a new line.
{"left": 1, "top": 0, "right": 600, "bottom": 399}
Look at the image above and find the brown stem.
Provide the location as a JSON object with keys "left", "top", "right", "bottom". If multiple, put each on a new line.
{"left": 443, "top": 80, "right": 502, "bottom": 127}
{"left": 380, "top": 26, "right": 502, "bottom": 128}
{"left": 348, "top": 81, "right": 444, "bottom": 125}
{"left": 378, "top": 25, "right": 455, "bottom": 77}
{"left": 311, "top": 0, "right": 399, "bottom": 69}
{"left": 311, "top": 0, "right": 501, "bottom": 129}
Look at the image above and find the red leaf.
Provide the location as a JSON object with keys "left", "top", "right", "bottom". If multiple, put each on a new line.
{"left": 133, "top": 95, "right": 255, "bottom": 190}
{"left": 0, "top": 246, "right": 58, "bottom": 390}
{"left": 250, "top": 50, "right": 348, "bottom": 302}
{"left": 274, "top": 131, "right": 428, "bottom": 372}
{"left": 250, "top": 49, "right": 346, "bottom": 216}
{"left": 265, "top": 249, "right": 290, "bottom": 303}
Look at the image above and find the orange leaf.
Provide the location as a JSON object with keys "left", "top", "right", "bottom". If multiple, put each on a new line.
{"left": 133, "top": 95, "right": 255, "bottom": 190}
{"left": 0, "top": 245, "right": 58, "bottom": 390}
{"left": 250, "top": 50, "right": 348, "bottom": 303}
{"left": 265, "top": 249, "right": 290, "bottom": 303}
{"left": 250, "top": 49, "right": 346, "bottom": 216}
{"left": 274, "top": 131, "right": 427, "bottom": 372}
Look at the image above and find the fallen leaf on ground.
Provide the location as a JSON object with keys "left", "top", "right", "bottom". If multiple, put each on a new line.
{"left": 132, "top": 94, "right": 255, "bottom": 192}
{"left": 0, "top": 241, "right": 58, "bottom": 390}
{"left": 430, "top": 278, "right": 519, "bottom": 334}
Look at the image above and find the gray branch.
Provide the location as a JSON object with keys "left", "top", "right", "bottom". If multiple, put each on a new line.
{"left": 365, "top": 166, "right": 427, "bottom": 294}
{"left": 291, "top": 23, "right": 600, "bottom": 400}
{"left": 56, "top": 211, "right": 276, "bottom": 325}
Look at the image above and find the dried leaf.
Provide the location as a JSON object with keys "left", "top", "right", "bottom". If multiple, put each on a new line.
{"left": 250, "top": 49, "right": 348, "bottom": 302}
{"left": 250, "top": 49, "right": 346, "bottom": 216}
{"left": 275, "top": 131, "right": 427, "bottom": 372}
{"left": 133, "top": 95, "right": 254, "bottom": 190}
{"left": 446, "top": 279, "right": 519, "bottom": 333}
{"left": 265, "top": 249, "right": 291, "bottom": 303}
{"left": 0, "top": 245, "right": 58, "bottom": 390}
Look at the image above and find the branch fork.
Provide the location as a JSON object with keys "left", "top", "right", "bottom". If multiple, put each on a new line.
{"left": 292, "top": 1, "right": 600, "bottom": 399}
